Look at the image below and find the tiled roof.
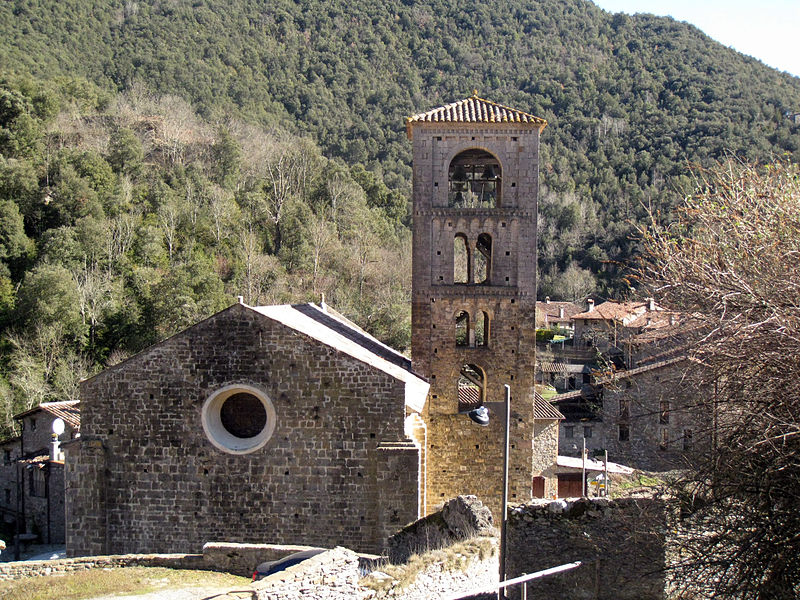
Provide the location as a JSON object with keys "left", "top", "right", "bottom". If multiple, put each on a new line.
{"left": 539, "top": 362, "right": 569, "bottom": 374}
{"left": 572, "top": 300, "right": 658, "bottom": 323}
{"left": 535, "top": 301, "right": 582, "bottom": 326}
{"left": 533, "top": 393, "right": 565, "bottom": 420}
{"left": 406, "top": 92, "right": 546, "bottom": 138}
{"left": 594, "top": 357, "right": 686, "bottom": 384}
{"left": 40, "top": 401, "right": 80, "bottom": 430}
{"left": 14, "top": 400, "right": 80, "bottom": 431}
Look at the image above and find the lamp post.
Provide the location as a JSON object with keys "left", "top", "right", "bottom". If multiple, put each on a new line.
{"left": 467, "top": 383, "right": 511, "bottom": 596}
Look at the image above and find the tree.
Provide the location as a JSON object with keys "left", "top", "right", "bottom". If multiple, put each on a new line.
{"left": 638, "top": 160, "right": 800, "bottom": 599}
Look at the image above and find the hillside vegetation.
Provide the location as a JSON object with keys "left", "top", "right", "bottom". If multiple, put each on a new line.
{"left": 0, "top": 0, "right": 799, "bottom": 429}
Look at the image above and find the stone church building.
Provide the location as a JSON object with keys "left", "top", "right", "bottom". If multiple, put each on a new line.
{"left": 65, "top": 94, "right": 561, "bottom": 556}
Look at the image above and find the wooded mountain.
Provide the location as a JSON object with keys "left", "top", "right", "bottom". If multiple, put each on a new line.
{"left": 0, "top": 0, "right": 799, "bottom": 429}
{"left": 2, "top": 0, "right": 799, "bottom": 296}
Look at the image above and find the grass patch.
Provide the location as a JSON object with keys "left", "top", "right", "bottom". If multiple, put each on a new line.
{"left": 361, "top": 536, "right": 496, "bottom": 596}
{"left": 0, "top": 566, "right": 250, "bottom": 600}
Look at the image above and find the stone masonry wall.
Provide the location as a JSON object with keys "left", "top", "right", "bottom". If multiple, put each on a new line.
{"left": 506, "top": 496, "right": 668, "bottom": 600}
{"left": 66, "top": 303, "right": 418, "bottom": 557}
{"left": 409, "top": 119, "right": 552, "bottom": 521}
{"left": 601, "top": 362, "right": 709, "bottom": 471}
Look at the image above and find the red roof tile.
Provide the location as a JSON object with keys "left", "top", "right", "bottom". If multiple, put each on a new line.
{"left": 406, "top": 93, "right": 546, "bottom": 138}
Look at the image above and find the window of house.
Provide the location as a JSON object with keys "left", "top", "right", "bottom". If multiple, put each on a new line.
{"left": 202, "top": 384, "right": 276, "bottom": 454}
{"left": 455, "top": 311, "right": 470, "bottom": 347}
{"left": 583, "top": 426, "right": 593, "bottom": 439}
{"left": 29, "top": 468, "right": 46, "bottom": 498}
{"left": 564, "top": 425, "right": 574, "bottom": 439}
{"left": 683, "top": 429, "right": 693, "bottom": 451}
{"left": 618, "top": 424, "right": 630, "bottom": 442}
{"left": 4, "top": 489, "right": 10, "bottom": 504}
{"left": 659, "top": 428, "right": 669, "bottom": 451}
{"left": 3, "top": 450, "right": 10, "bottom": 465}
{"left": 619, "top": 399, "right": 630, "bottom": 420}
{"left": 448, "top": 149, "right": 501, "bottom": 208}
{"left": 659, "top": 401, "right": 670, "bottom": 425}
{"left": 454, "top": 234, "right": 470, "bottom": 284}
{"left": 458, "top": 364, "right": 485, "bottom": 413}
{"left": 30, "top": 418, "right": 37, "bottom": 432}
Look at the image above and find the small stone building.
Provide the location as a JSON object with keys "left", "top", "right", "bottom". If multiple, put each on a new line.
{"left": 65, "top": 302, "right": 429, "bottom": 557}
{"left": 0, "top": 401, "right": 80, "bottom": 548}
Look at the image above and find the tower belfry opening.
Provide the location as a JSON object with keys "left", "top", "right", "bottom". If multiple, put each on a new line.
{"left": 406, "top": 92, "right": 562, "bottom": 515}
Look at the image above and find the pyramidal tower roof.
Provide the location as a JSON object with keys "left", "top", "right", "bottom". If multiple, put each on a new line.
{"left": 406, "top": 91, "right": 547, "bottom": 138}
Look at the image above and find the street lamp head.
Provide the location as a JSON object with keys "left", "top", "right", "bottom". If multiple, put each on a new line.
{"left": 467, "top": 405, "right": 490, "bottom": 426}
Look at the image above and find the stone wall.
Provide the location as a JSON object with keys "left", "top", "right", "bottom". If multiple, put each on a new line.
{"left": 66, "top": 303, "right": 418, "bottom": 557}
{"left": 601, "top": 362, "right": 708, "bottom": 471}
{"left": 0, "top": 553, "right": 206, "bottom": 580}
{"left": 387, "top": 495, "right": 494, "bottom": 563}
{"left": 506, "top": 496, "right": 668, "bottom": 600}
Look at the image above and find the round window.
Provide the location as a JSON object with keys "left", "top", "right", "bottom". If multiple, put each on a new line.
{"left": 202, "top": 384, "right": 276, "bottom": 454}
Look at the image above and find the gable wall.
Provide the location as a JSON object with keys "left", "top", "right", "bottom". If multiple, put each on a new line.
{"left": 66, "top": 305, "right": 418, "bottom": 556}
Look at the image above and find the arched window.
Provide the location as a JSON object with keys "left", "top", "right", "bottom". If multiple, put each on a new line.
{"left": 475, "top": 311, "right": 489, "bottom": 347}
{"left": 448, "top": 150, "right": 501, "bottom": 208}
{"left": 455, "top": 310, "right": 470, "bottom": 347}
{"left": 474, "top": 233, "right": 492, "bottom": 284}
{"left": 454, "top": 234, "right": 470, "bottom": 284}
{"left": 458, "top": 364, "right": 485, "bottom": 413}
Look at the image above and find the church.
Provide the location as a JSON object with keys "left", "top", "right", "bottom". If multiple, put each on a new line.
{"left": 65, "top": 94, "right": 561, "bottom": 556}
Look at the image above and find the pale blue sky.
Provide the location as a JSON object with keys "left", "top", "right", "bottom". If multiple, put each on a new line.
{"left": 592, "top": 0, "right": 800, "bottom": 77}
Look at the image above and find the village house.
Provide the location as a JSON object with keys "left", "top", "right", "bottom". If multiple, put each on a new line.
{"left": 0, "top": 401, "right": 80, "bottom": 552}
{"left": 535, "top": 297, "right": 582, "bottom": 333}
{"left": 572, "top": 298, "right": 665, "bottom": 361}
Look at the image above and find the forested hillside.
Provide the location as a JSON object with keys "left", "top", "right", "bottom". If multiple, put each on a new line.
{"left": 0, "top": 0, "right": 799, "bottom": 430}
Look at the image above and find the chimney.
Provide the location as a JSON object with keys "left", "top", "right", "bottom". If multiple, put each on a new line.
{"left": 559, "top": 306, "right": 565, "bottom": 319}
{"left": 587, "top": 299, "right": 595, "bottom": 312}
{"left": 545, "top": 296, "right": 551, "bottom": 304}
{"left": 647, "top": 297, "right": 655, "bottom": 311}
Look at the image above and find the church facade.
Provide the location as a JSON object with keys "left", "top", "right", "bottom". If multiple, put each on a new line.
{"left": 65, "top": 302, "right": 427, "bottom": 556}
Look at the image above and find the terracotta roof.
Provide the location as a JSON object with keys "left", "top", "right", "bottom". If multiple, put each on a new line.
{"left": 406, "top": 92, "right": 547, "bottom": 138}
{"left": 533, "top": 393, "right": 565, "bottom": 420}
{"left": 535, "top": 300, "right": 582, "bottom": 326}
{"left": 594, "top": 357, "right": 686, "bottom": 385}
{"left": 572, "top": 300, "right": 661, "bottom": 324}
{"left": 15, "top": 401, "right": 80, "bottom": 431}
{"left": 539, "top": 362, "right": 570, "bottom": 374}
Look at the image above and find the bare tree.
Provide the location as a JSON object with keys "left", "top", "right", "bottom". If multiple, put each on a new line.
{"left": 638, "top": 160, "right": 800, "bottom": 599}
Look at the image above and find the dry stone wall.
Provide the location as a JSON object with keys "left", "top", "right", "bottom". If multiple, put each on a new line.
{"left": 506, "top": 496, "right": 668, "bottom": 600}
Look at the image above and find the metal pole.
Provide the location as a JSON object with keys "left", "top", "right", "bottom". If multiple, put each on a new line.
{"left": 604, "top": 450, "right": 609, "bottom": 497}
{"left": 582, "top": 437, "right": 587, "bottom": 497}
{"left": 499, "top": 384, "right": 511, "bottom": 596}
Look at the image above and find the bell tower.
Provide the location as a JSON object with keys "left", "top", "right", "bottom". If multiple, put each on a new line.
{"left": 406, "top": 93, "right": 559, "bottom": 516}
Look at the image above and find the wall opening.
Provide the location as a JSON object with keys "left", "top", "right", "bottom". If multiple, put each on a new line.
{"left": 475, "top": 311, "right": 489, "bottom": 347}
{"left": 455, "top": 310, "right": 470, "bottom": 347}
{"left": 458, "top": 363, "right": 485, "bottom": 412}
{"left": 474, "top": 233, "right": 492, "bottom": 283}
{"left": 454, "top": 234, "right": 470, "bottom": 284}
{"left": 448, "top": 149, "right": 501, "bottom": 208}
{"left": 202, "top": 384, "right": 276, "bottom": 454}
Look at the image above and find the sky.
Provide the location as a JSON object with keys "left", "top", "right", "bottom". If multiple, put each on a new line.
{"left": 591, "top": 0, "right": 800, "bottom": 78}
